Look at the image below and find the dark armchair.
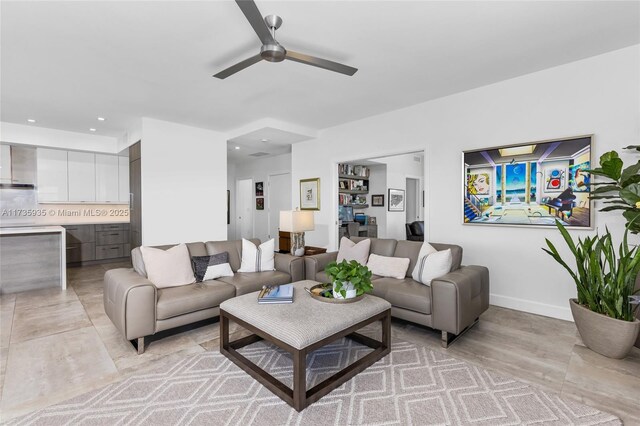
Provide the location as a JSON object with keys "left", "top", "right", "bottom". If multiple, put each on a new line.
{"left": 405, "top": 221, "right": 424, "bottom": 241}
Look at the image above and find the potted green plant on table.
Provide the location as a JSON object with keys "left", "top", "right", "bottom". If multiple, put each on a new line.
{"left": 325, "top": 259, "right": 373, "bottom": 299}
{"left": 543, "top": 220, "right": 640, "bottom": 358}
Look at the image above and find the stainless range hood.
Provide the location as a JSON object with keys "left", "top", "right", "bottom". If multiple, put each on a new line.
{"left": 0, "top": 145, "right": 36, "bottom": 189}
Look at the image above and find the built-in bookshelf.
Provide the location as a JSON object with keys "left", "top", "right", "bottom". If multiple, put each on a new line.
{"left": 338, "top": 164, "right": 370, "bottom": 209}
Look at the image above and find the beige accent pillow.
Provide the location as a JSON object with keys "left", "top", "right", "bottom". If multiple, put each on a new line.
{"left": 367, "top": 254, "right": 410, "bottom": 279}
{"left": 336, "top": 237, "right": 371, "bottom": 265}
{"left": 140, "top": 243, "right": 196, "bottom": 288}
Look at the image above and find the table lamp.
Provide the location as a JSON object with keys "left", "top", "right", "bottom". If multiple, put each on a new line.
{"left": 279, "top": 208, "right": 315, "bottom": 256}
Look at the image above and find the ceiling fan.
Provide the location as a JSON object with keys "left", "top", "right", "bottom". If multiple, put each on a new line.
{"left": 213, "top": 0, "right": 358, "bottom": 79}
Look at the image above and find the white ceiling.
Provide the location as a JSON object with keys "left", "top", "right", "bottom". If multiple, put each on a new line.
{"left": 227, "top": 126, "right": 313, "bottom": 161}
{"left": 1, "top": 1, "right": 639, "bottom": 142}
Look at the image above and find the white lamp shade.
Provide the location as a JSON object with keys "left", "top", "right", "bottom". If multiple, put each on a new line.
{"left": 279, "top": 210, "right": 315, "bottom": 232}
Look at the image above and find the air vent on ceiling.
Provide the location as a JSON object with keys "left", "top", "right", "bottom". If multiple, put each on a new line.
{"left": 249, "top": 152, "right": 269, "bottom": 157}
{"left": 413, "top": 155, "right": 422, "bottom": 163}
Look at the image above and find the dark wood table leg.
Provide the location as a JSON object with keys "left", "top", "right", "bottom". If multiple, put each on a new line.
{"left": 382, "top": 309, "right": 391, "bottom": 349}
{"left": 220, "top": 311, "right": 229, "bottom": 352}
{"left": 293, "top": 348, "right": 307, "bottom": 411}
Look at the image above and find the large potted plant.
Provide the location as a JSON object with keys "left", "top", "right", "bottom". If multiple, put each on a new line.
{"left": 543, "top": 220, "right": 640, "bottom": 358}
{"left": 325, "top": 259, "right": 373, "bottom": 299}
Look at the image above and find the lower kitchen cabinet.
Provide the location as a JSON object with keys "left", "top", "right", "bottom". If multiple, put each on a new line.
{"left": 64, "top": 223, "right": 130, "bottom": 265}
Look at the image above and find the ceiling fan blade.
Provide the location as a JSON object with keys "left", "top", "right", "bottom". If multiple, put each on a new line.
{"left": 235, "top": 0, "right": 274, "bottom": 45}
{"left": 213, "top": 54, "right": 262, "bottom": 79}
{"left": 285, "top": 50, "right": 357, "bottom": 76}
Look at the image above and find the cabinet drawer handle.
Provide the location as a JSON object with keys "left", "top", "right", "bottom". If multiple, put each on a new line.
{"left": 110, "top": 233, "right": 119, "bottom": 236}
{"left": 110, "top": 247, "right": 119, "bottom": 250}
{"left": 66, "top": 227, "right": 78, "bottom": 230}
{"left": 66, "top": 247, "right": 77, "bottom": 250}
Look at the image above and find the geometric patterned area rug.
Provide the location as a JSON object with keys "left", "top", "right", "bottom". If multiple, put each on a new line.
{"left": 7, "top": 339, "right": 620, "bottom": 425}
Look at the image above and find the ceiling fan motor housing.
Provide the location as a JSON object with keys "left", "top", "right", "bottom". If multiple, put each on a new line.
{"left": 261, "top": 43, "right": 286, "bottom": 62}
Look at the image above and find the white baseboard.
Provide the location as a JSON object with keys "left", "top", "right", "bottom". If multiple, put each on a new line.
{"left": 490, "top": 294, "right": 574, "bottom": 322}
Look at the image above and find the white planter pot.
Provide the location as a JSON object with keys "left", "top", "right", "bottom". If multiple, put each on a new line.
{"left": 333, "top": 281, "right": 357, "bottom": 299}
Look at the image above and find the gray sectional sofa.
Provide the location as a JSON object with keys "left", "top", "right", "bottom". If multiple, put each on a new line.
{"left": 104, "top": 239, "right": 304, "bottom": 354}
{"left": 304, "top": 237, "right": 490, "bottom": 347}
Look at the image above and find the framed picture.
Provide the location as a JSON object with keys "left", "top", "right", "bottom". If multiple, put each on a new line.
{"left": 256, "top": 197, "right": 264, "bottom": 210}
{"left": 369, "top": 216, "right": 377, "bottom": 225}
{"left": 462, "top": 135, "right": 592, "bottom": 228}
{"left": 371, "top": 194, "right": 385, "bottom": 207}
{"left": 255, "top": 182, "right": 264, "bottom": 197}
{"left": 388, "top": 189, "right": 405, "bottom": 212}
{"left": 300, "top": 178, "right": 320, "bottom": 210}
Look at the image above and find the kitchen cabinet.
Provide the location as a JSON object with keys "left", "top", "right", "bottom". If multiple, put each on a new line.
{"left": 64, "top": 223, "right": 130, "bottom": 264}
{"left": 118, "top": 156, "right": 129, "bottom": 203}
{"left": 68, "top": 151, "right": 96, "bottom": 202}
{"left": 37, "top": 148, "right": 68, "bottom": 202}
{"left": 95, "top": 154, "right": 119, "bottom": 202}
{"left": 0, "top": 145, "right": 11, "bottom": 183}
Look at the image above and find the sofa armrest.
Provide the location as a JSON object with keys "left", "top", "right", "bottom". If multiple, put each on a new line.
{"left": 304, "top": 252, "right": 338, "bottom": 280}
{"left": 274, "top": 253, "right": 305, "bottom": 282}
{"left": 431, "top": 265, "right": 489, "bottom": 335}
{"left": 103, "top": 268, "right": 157, "bottom": 340}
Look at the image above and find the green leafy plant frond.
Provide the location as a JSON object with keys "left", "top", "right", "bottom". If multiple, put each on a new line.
{"left": 326, "top": 259, "right": 373, "bottom": 297}
{"left": 542, "top": 220, "right": 640, "bottom": 321}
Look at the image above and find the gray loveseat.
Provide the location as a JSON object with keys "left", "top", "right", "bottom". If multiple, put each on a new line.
{"left": 104, "top": 239, "right": 304, "bottom": 354}
{"left": 304, "top": 237, "right": 490, "bottom": 347}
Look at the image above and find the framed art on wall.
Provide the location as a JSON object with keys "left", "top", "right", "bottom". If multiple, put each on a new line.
{"left": 256, "top": 197, "right": 264, "bottom": 210}
{"left": 300, "top": 178, "right": 320, "bottom": 210}
{"left": 462, "top": 135, "right": 592, "bottom": 229}
{"left": 388, "top": 189, "right": 405, "bottom": 212}
{"left": 371, "top": 194, "right": 385, "bottom": 207}
{"left": 255, "top": 182, "right": 264, "bottom": 196}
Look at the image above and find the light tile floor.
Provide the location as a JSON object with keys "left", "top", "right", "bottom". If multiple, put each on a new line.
{"left": 0, "top": 262, "right": 639, "bottom": 423}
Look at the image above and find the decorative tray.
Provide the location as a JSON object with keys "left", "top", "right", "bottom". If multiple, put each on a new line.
{"left": 304, "top": 283, "right": 364, "bottom": 304}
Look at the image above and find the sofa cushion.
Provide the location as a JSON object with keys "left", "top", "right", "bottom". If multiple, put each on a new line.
{"left": 367, "top": 254, "right": 410, "bottom": 279}
{"left": 131, "top": 242, "right": 208, "bottom": 279}
{"left": 156, "top": 280, "right": 236, "bottom": 320}
{"left": 238, "top": 239, "right": 275, "bottom": 272}
{"left": 337, "top": 237, "right": 371, "bottom": 265}
{"left": 217, "top": 271, "right": 292, "bottom": 296}
{"left": 206, "top": 239, "right": 260, "bottom": 272}
{"left": 371, "top": 277, "right": 431, "bottom": 315}
{"left": 393, "top": 240, "right": 424, "bottom": 277}
{"left": 351, "top": 237, "right": 397, "bottom": 257}
{"left": 192, "top": 252, "right": 234, "bottom": 282}
{"left": 140, "top": 244, "right": 196, "bottom": 288}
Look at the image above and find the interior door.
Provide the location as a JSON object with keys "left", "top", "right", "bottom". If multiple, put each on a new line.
{"left": 236, "top": 178, "right": 254, "bottom": 240}
{"left": 268, "top": 172, "right": 291, "bottom": 250}
{"left": 406, "top": 177, "right": 420, "bottom": 222}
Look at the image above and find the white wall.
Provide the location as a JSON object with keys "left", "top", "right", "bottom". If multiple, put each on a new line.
{"left": 140, "top": 118, "right": 228, "bottom": 245}
{"left": 0, "top": 122, "right": 119, "bottom": 153}
{"left": 292, "top": 45, "right": 640, "bottom": 321}
{"left": 228, "top": 153, "right": 292, "bottom": 242}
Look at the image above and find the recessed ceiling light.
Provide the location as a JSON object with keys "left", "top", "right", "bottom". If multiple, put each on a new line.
{"left": 89, "top": 128, "right": 97, "bottom": 132}
{"left": 97, "top": 117, "right": 106, "bottom": 121}
{"left": 27, "top": 119, "right": 36, "bottom": 123}
{"left": 235, "top": 146, "right": 240, "bottom": 150}
{"left": 261, "top": 139, "right": 269, "bottom": 143}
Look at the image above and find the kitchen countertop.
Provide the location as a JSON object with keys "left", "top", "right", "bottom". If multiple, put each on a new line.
{"left": 0, "top": 225, "right": 66, "bottom": 235}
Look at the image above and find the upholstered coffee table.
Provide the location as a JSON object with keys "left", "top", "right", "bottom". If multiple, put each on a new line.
{"left": 219, "top": 280, "right": 391, "bottom": 411}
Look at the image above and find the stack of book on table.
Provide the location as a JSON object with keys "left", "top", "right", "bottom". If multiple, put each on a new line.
{"left": 258, "top": 284, "right": 294, "bottom": 304}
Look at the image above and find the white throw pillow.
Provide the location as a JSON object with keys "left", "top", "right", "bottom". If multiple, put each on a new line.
{"left": 140, "top": 243, "right": 196, "bottom": 288}
{"left": 413, "top": 247, "right": 452, "bottom": 286}
{"left": 367, "top": 254, "right": 410, "bottom": 279}
{"left": 238, "top": 238, "right": 275, "bottom": 272}
{"left": 203, "top": 263, "right": 234, "bottom": 281}
{"left": 411, "top": 242, "right": 438, "bottom": 281}
{"left": 336, "top": 237, "right": 371, "bottom": 265}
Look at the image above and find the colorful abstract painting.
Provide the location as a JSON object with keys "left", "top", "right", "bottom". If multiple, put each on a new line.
{"left": 545, "top": 168, "right": 565, "bottom": 192}
{"left": 467, "top": 173, "right": 490, "bottom": 195}
{"left": 569, "top": 161, "right": 590, "bottom": 192}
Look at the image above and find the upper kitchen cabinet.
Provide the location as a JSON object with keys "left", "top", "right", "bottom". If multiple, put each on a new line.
{"left": 37, "top": 148, "right": 69, "bottom": 202}
{"left": 118, "top": 156, "right": 129, "bottom": 203}
{"left": 0, "top": 145, "right": 11, "bottom": 183}
{"left": 95, "top": 154, "right": 119, "bottom": 202}
{"left": 68, "top": 151, "right": 96, "bottom": 202}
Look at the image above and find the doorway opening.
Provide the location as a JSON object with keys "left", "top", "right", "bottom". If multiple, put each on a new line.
{"left": 268, "top": 172, "right": 291, "bottom": 251}
{"left": 236, "top": 178, "right": 254, "bottom": 240}
{"left": 336, "top": 151, "right": 425, "bottom": 243}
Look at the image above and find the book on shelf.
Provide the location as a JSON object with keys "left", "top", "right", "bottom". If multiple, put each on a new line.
{"left": 258, "top": 284, "right": 294, "bottom": 304}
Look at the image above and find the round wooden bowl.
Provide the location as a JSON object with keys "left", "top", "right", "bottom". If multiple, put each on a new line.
{"left": 304, "top": 283, "right": 365, "bottom": 304}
